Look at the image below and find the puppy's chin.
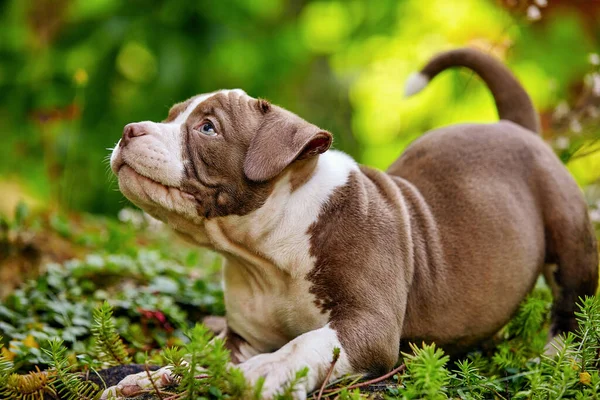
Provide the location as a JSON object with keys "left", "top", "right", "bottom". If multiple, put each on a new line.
{"left": 117, "top": 165, "right": 200, "bottom": 223}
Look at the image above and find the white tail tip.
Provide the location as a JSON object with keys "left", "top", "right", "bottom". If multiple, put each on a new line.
{"left": 404, "top": 72, "right": 429, "bottom": 97}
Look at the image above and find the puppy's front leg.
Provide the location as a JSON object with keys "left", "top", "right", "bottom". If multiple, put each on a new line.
{"left": 240, "top": 325, "right": 352, "bottom": 399}
{"left": 241, "top": 314, "right": 400, "bottom": 399}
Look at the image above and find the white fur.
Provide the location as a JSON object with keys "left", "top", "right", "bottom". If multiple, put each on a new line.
{"left": 239, "top": 325, "right": 352, "bottom": 399}
{"left": 109, "top": 90, "right": 241, "bottom": 223}
{"left": 172, "top": 93, "right": 215, "bottom": 124}
{"left": 107, "top": 90, "right": 360, "bottom": 398}
{"left": 205, "top": 150, "right": 358, "bottom": 352}
{"left": 214, "top": 150, "right": 358, "bottom": 275}
{"left": 101, "top": 326, "right": 351, "bottom": 400}
{"left": 404, "top": 72, "right": 429, "bottom": 97}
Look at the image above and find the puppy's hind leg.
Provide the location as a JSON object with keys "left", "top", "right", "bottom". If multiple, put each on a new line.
{"left": 543, "top": 194, "right": 598, "bottom": 348}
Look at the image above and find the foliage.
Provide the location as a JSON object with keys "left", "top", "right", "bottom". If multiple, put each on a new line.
{"left": 380, "top": 295, "right": 600, "bottom": 400}
{"left": 0, "top": 213, "right": 600, "bottom": 399}
{"left": 573, "top": 294, "right": 600, "bottom": 372}
{"left": 0, "top": 207, "right": 223, "bottom": 373}
{"left": 396, "top": 343, "right": 451, "bottom": 400}
{"left": 0, "top": 335, "right": 18, "bottom": 398}
{"left": 1, "top": 368, "right": 56, "bottom": 400}
{"left": 44, "top": 338, "right": 100, "bottom": 400}
{"left": 167, "top": 323, "right": 252, "bottom": 399}
{"left": 0, "top": 0, "right": 598, "bottom": 215}
{"left": 1, "top": 207, "right": 600, "bottom": 399}
{"left": 92, "top": 301, "right": 132, "bottom": 367}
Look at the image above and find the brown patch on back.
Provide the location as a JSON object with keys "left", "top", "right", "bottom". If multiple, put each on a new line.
{"left": 307, "top": 169, "right": 413, "bottom": 375}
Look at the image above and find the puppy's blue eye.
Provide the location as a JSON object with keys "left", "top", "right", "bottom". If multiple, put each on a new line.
{"left": 197, "top": 122, "right": 216, "bottom": 136}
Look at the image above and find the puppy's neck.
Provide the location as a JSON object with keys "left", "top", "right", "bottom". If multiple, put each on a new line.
{"left": 205, "top": 150, "right": 359, "bottom": 277}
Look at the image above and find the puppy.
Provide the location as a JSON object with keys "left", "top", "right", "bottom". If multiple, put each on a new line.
{"left": 105, "top": 48, "right": 598, "bottom": 398}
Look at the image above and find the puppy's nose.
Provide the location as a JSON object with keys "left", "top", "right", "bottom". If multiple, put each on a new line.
{"left": 120, "top": 123, "right": 146, "bottom": 147}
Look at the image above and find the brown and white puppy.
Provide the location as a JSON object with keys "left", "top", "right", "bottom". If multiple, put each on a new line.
{"left": 105, "top": 48, "right": 598, "bottom": 399}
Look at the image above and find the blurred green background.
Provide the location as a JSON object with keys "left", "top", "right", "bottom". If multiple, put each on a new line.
{"left": 0, "top": 0, "right": 599, "bottom": 218}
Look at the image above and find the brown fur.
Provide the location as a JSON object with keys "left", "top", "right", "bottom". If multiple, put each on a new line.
{"left": 307, "top": 169, "right": 413, "bottom": 374}
{"left": 178, "top": 92, "right": 273, "bottom": 218}
{"left": 289, "top": 158, "right": 319, "bottom": 192}
{"left": 304, "top": 50, "right": 598, "bottom": 375}
{"left": 115, "top": 49, "right": 598, "bottom": 387}
{"left": 308, "top": 121, "right": 598, "bottom": 374}
{"left": 420, "top": 49, "right": 540, "bottom": 133}
{"left": 174, "top": 91, "right": 332, "bottom": 219}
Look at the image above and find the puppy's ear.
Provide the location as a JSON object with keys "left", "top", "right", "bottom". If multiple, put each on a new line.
{"left": 244, "top": 105, "right": 332, "bottom": 182}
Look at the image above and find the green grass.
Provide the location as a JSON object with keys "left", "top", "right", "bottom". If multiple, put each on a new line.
{"left": 0, "top": 204, "right": 599, "bottom": 399}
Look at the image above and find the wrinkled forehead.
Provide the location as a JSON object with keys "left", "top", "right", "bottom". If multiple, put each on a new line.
{"left": 164, "top": 89, "right": 250, "bottom": 124}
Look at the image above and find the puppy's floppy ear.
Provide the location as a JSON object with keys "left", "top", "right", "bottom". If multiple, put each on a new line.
{"left": 244, "top": 104, "right": 332, "bottom": 182}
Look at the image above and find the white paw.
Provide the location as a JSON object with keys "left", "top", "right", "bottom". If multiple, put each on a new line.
{"left": 240, "top": 353, "right": 309, "bottom": 400}
{"left": 100, "top": 366, "right": 175, "bottom": 399}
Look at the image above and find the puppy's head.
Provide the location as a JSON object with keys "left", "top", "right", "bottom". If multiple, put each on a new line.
{"left": 110, "top": 89, "right": 332, "bottom": 222}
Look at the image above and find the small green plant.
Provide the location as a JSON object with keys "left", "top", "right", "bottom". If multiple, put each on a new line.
{"left": 1, "top": 368, "right": 56, "bottom": 400}
{"left": 92, "top": 301, "right": 132, "bottom": 367}
{"left": 573, "top": 295, "right": 600, "bottom": 372}
{"left": 169, "top": 323, "right": 254, "bottom": 400}
{"left": 158, "top": 323, "right": 260, "bottom": 399}
{"left": 2, "top": 207, "right": 600, "bottom": 399}
{"left": 43, "top": 338, "right": 100, "bottom": 400}
{"left": 397, "top": 342, "right": 451, "bottom": 400}
{"left": 450, "top": 359, "right": 501, "bottom": 400}
{"left": 0, "top": 335, "right": 13, "bottom": 390}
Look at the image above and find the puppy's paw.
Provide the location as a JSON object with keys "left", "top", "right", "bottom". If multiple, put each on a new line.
{"left": 100, "top": 366, "right": 175, "bottom": 399}
{"left": 240, "top": 353, "right": 309, "bottom": 400}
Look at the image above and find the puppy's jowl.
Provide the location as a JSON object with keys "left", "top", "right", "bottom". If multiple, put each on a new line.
{"left": 105, "top": 48, "right": 598, "bottom": 399}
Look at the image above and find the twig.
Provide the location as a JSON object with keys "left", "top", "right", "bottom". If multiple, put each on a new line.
{"left": 317, "top": 349, "right": 341, "bottom": 400}
{"left": 145, "top": 363, "right": 164, "bottom": 400}
{"left": 323, "top": 363, "right": 406, "bottom": 394}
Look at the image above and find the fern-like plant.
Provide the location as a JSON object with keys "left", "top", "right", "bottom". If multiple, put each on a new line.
{"left": 1, "top": 367, "right": 56, "bottom": 400}
{"left": 573, "top": 295, "right": 600, "bottom": 372}
{"left": 91, "top": 301, "right": 132, "bottom": 367}
{"left": 396, "top": 342, "right": 451, "bottom": 400}
{"left": 163, "top": 323, "right": 259, "bottom": 399}
{"left": 43, "top": 338, "right": 101, "bottom": 400}
{"left": 0, "top": 335, "right": 13, "bottom": 393}
{"left": 450, "top": 359, "right": 502, "bottom": 400}
{"left": 538, "top": 332, "right": 579, "bottom": 398}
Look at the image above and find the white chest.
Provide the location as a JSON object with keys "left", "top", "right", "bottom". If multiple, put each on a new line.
{"left": 203, "top": 151, "right": 358, "bottom": 352}
{"left": 222, "top": 257, "right": 329, "bottom": 352}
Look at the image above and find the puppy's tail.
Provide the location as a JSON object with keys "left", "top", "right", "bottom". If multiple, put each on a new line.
{"left": 405, "top": 48, "right": 540, "bottom": 134}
